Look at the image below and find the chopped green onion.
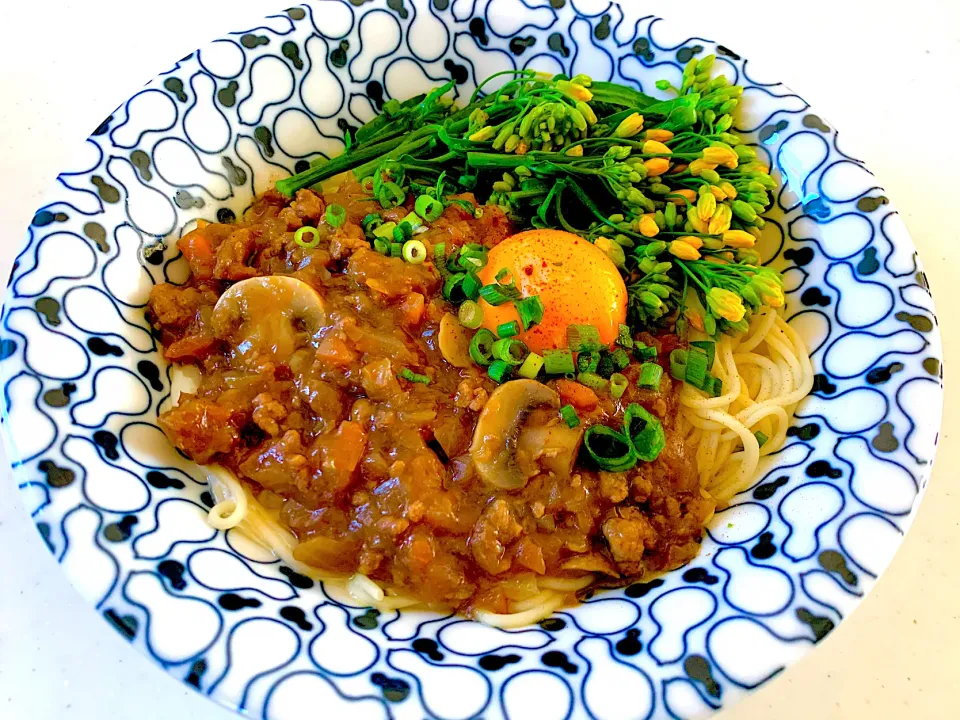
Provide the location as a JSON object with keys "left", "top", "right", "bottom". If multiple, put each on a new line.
{"left": 577, "top": 372, "right": 609, "bottom": 393}
{"left": 497, "top": 321, "right": 520, "bottom": 338}
{"left": 361, "top": 213, "right": 382, "bottom": 234}
{"left": 685, "top": 348, "right": 709, "bottom": 389}
{"left": 373, "top": 221, "right": 397, "bottom": 239}
{"left": 754, "top": 430, "right": 769, "bottom": 448}
{"left": 415, "top": 194, "right": 444, "bottom": 222}
{"left": 559, "top": 404, "right": 580, "bottom": 428}
{"left": 519, "top": 352, "right": 544, "bottom": 379}
{"left": 624, "top": 403, "right": 666, "bottom": 462}
{"left": 434, "top": 242, "right": 447, "bottom": 264}
{"left": 392, "top": 223, "right": 412, "bottom": 243}
{"left": 459, "top": 300, "right": 484, "bottom": 329}
{"left": 584, "top": 425, "right": 637, "bottom": 472}
{"left": 294, "top": 226, "right": 321, "bottom": 249}
{"left": 487, "top": 359, "right": 512, "bottom": 383}
{"left": 398, "top": 367, "right": 431, "bottom": 385}
{"left": 479, "top": 283, "right": 521, "bottom": 306}
{"left": 634, "top": 343, "right": 657, "bottom": 362}
{"left": 402, "top": 239, "right": 427, "bottom": 264}
{"left": 443, "top": 273, "right": 467, "bottom": 303}
{"left": 390, "top": 242, "right": 404, "bottom": 257}
{"left": 567, "top": 324, "right": 603, "bottom": 353}
{"left": 577, "top": 351, "right": 600, "bottom": 374}
{"left": 462, "top": 272, "right": 482, "bottom": 301}
{"left": 705, "top": 374, "right": 724, "bottom": 397}
{"left": 616, "top": 324, "right": 634, "bottom": 349}
{"left": 610, "top": 348, "right": 631, "bottom": 371}
{"left": 373, "top": 238, "right": 389, "bottom": 254}
{"left": 543, "top": 349, "right": 575, "bottom": 375}
{"left": 691, "top": 340, "right": 716, "bottom": 370}
{"left": 596, "top": 353, "right": 616, "bottom": 379}
{"left": 399, "top": 211, "right": 423, "bottom": 231}
{"left": 469, "top": 329, "right": 496, "bottom": 366}
{"left": 458, "top": 248, "right": 487, "bottom": 271}
{"left": 637, "top": 363, "right": 663, "bottom": 390}
{"left": 492, "top": 338, "right": 528, "bottom": 365}
{"left": 515, "top": 296, "right": 545, "bottom": 330}
{"left": 610, "top": 372, "right": 628, "bottom": 399}
{"left": 325, "top": 203, "right": 346, "bottom": 228}
{"left": 377, "top": 181, "right": 405, "bottom": 208}
{"left": 445, "top": 247, "right": 462, "bottom": 272}
{"left": 669, "top": 348, "right": 688, "bottom": 380}
{"left": 495, "top": 267, "right": 512, "bottom": 283}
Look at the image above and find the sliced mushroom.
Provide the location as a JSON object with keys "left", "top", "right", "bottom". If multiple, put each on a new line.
{"left": 438, "top": 312, "right": 473, "bottom": 368}
{"left": 210, "top": 276, "right": 329, "bottom": 360}
{"left": 470, "top": 379, "right": 561, "bottom": 490}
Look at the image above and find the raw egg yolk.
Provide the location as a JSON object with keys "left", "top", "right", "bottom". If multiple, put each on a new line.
{"left": 477, "top": 229, "right": 628, "bottom": 353}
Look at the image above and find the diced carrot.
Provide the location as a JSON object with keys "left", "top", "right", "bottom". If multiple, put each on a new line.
{"left": 515, "top": 538, "right": 547, "bottom": 575}
{"left": 400, "top": 292, "right": 425, "bottom": 326}
{"left": 555, "top": 379, "right": 599, "bottom": 411}
{"left": 316, "top": 336, "right": 356, "bottom": 366}
{"left": 177, "top": 227, "right": 215, "bottom": 280}
{"left": 163, "top": 334, "right": 217, "bottom": 361}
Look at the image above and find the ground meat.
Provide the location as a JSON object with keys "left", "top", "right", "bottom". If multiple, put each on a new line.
{"left": 602, "top": 509, "right": 658, "bottom": 573}
{"left": 469, "top": 498, "right": 523, "bottom": 575}
{"left": 158, "top": 396, "right": 240, "bottom": 463}
{"left": 148, "top": 284, "right": 209, "bottom": 329}
{"left": 454, "top": 379, "right": 489, "bottom": 412}
{"left": 251, "top": 392, "right": 287, "bottom": 437}
{"left": 213, "top": 228, "right": 258, "bottom": 281}
{"left": 346, "top": 247, "right": 440, "bottom": 299}
{"left": 599, "top": 472, "right": 629, "bottom": 503}
{"left": 290, "top": 189, "right": 325, "bottom": 223}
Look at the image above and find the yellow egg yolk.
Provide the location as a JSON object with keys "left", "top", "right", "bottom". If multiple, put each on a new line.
{"left": 477, "top": 229, "right": 628, "bottom": 353}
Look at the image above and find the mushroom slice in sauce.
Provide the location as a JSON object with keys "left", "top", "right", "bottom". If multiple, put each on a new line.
{"left": 470, "top": 379, "right": 562, "bottom": 490}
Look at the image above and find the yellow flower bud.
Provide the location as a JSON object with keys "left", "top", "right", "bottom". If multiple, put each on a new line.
{"left": 709, "top": 185, "right": 726, "bottom": 201}
{"left": 719, "top": 181, "right": 737, "bottom": 199}
{"left": 669, "top": 188, "right": 698, "bottom": 205}
{"left": 565, "top": 144, "right": 584, "bottom": 157}
{"left": 722, "top": 230, "right": 756, "bottom": 248}
{"left": 689, "top": 158, "right": 719, "bottom": 177}
{"left": 669, "top": 240, "right": 701, "bottom": 261}
{"left": 469, "top": 126, "right": 496, "bottom": 142}
{"left": 697, "top": 193, "right": 716, "bottom": 223}
{"left": 642, "top": 140, "right": 671, "bottom": 155}
{"left": 644, "top": 158, "right": 670, "bottom": 176}
{"left": 687, "top": 206, "right": 709, "bottom": 234}
{"left": 614, "top": 112, "right": 645, "bottom": 138}
{"left": 557, "top": 80, "right": 593, "bottom": 102}
{"left": 645, "top": 128, "right": 675, "bottom": 142}
{"left": 638, "top": 214, "right": 660, "bottom": 238}
{"left": 761, "top": 287, "right": 785, "bottom": 308}
{"left": 702, "top": 147, "right": 738, "bottom": 166}
{"left": 708, "top": 204, "right": 733, "bottom": 235}
{"left": 704, "top": 255, "right": 729, "bottom": 265}
{"left": 677, "top": 235, "right": 704, "bottom": 249}
{"left": 706, "top": 287, "right": 746, "bottom": 322}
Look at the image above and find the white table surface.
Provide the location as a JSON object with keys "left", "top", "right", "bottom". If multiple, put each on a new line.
{"left": 1, "top": 1, "right": 958, "bottom": 718}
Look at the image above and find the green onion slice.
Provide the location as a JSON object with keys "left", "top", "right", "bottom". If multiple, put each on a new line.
{"left": 294, "top": 226, "right": 321, "bottom": 249}
{"left": 377, "top": 181, "right": 405, "bottom": 209}
{"left": 492, "top": 338, "right": 528, "bottom": 365}
{"left": 373, "top": 221, "right": 397, "bottom": 239}
{"left": 402, "top": 239, "right": 427, "bottom": 264}
{"left": 624, "top": 403, "right": 666, "bottom": 462}
{"left": 685, "top": 348, "right": 709, "bottom": 389}
{"left": 669, "top": 348, "right": 688, "bottom": 381}
{"left": 398, "top": 367, "right": 431, "bottom": 385}
{"left": 325, "top": 203, "right": 346, "bottom": 228}
{"left": 469, "top": 329, "right": 496, "bottom": 366}
{"left": 518, "top": 352, "right": 544, "bottom": 379}
{"left": 479, "top": 283, "right": 521, "bottom": 306}
{"left": 495, "top": 267, "right": 512, "bottom": 284}
{"left": 754, "top": 430, "right": 769, "bottom": 448}
{"left": 610, "top": 372, "right": 629, "bottom": 399}
{"left": 415, "top": 194, "right": 444, "bottom": 222}
{"left": 691, "top": 340, "right": 716, "bottom": 370}
{"left": 576, "top": 351, "right": 600, "bottom": 374}
{"left": 458, "top": 300, "right": 484, "bottom": 329}
{"left": 577, "top": 372, "right": 609, "bottom": 393}
{"left": 637, "top": 362, "right": 663, "bottom": 390}
{"left": 543, "top": 349, "right": 575, "bottom": 375}
{"left": 634, "top": 343, "right": 657, "bottom": 362}
{"left": 584, "top": 425, "right": 637, "bottom": 472}
{"left": 616, "top": 324, "right": 634, "bottom": 349}
{"left": 560, "top": 404, "right": 580, "bottom": 428}
{"left": 458, "top": 248, "right": 487, "bottom": 271}
{"left": 516, "top": 296, "right": 545, "bottom": 330}
{"left": 610, "top": 347, "right": 631, "bottom": 371}
{"left": 487, "top": 359, "right": 512, "bottom": 383}
{"left": 373, "top": 238, "right": 389, "bottom": 254}
{"left": 361, "top": 213, "right": 382, "bottom": 234}
{"left": 434, "top": 242, "right": 447, "bottom": 264}
{"left": 567, "top": 324, "right": 603, "bottom": 352}
{"left": 443, "top": 273, "right": 467, "bottom": 303}
{"left": 497, "top": 321, "right": 520, "bottom": 338}
{"left": 462, "top": 272, "right": 482, "bottom": 301}
{"left": 596, "top": 353, "right": 616, "bottom": 379}
{"left": 389, "top": 242, "right": 403, "bottom": 257}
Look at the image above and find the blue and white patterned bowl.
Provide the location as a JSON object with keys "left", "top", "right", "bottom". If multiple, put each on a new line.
{"left": 0, "top": 1, "right": 943, "bottom": 718}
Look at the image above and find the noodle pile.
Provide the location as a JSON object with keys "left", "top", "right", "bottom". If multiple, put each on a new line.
{"left": 176, "top": 309, "right": 811, "bottom": 627}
